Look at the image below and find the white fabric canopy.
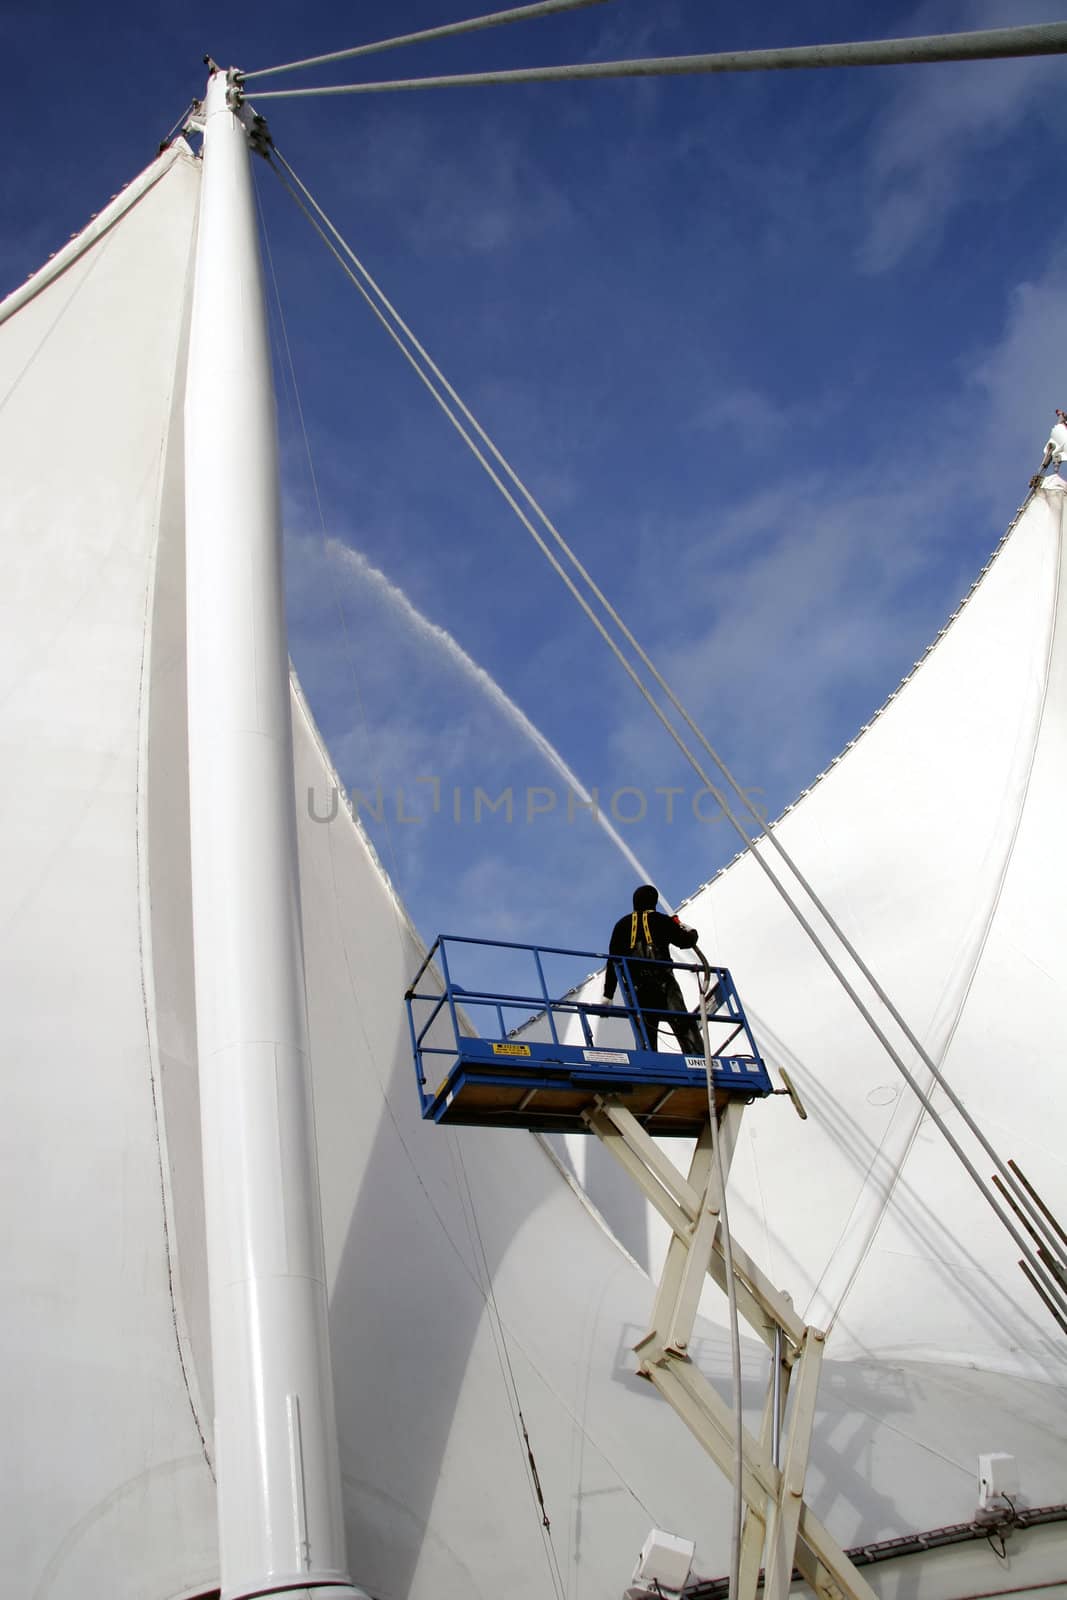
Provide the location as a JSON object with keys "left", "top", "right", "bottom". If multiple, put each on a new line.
{"left": 555, "top": 481, "right": 1067, "bottom": 1527}
{"left": 0, "top": 144, "right": 217, "bottom": 1599}
{"left": 1, "top": 137, "right": 1064, "bottom": 1600}
{"left": 0, "top": 136, "right": 737, "bottom": 1600}
{"left": 682, "top": 481, "right": 1067, "bottom": 1377}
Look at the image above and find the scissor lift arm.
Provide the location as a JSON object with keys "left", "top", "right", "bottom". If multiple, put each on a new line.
{"left": 404, "top": 935, "right": 876, "bottom": 1600}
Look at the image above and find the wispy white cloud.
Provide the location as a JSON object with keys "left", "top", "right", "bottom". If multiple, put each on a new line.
{"left": 604, "top": 310, "right": 1046, "bottom": 819}
{"left": 695, "top": 384, "right": 781, "bottom": 439}
{"left": 322, "top": 107, "right": 575, "bottom": 260}
{"left": 261, "top": 0, "right": 1067, "bottom": 943}
{"left": 693, "top": 383, "right": 848, "bottom": 457}
{"left": 586, "top": 2, "right": 684, "bottom": 62}
{"left": 969, "top": 252, "right": 1067, "bottom": 492}
{"left": 614, "top": 473, "right": 952, "bottom": 795}
{"left": 858, "top": 1, "right": 1062, "bottom": 274}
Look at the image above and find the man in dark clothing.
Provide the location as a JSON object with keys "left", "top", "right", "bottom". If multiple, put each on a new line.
{"left": 603, "top": 885, "right": 705, "bottom": 1055}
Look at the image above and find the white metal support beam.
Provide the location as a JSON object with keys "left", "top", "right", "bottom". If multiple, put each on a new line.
{"left": 737, "top": 1367, "right": 787, "bottom": 1600}
{"left": 585, "top": 1092, "right": 879, "bottom": 1600}
{"left": 184, "top": 68, "right": 367, "bottom": 1600}
{"left": 594, "top": 1098, "right": 704, "bottom": 1215}
{"left": 764, "top": 1330, "right": 824, "bottom": 1600}
{"left": 645, "top": 1122, "right": 717, "bottom": 1355}
{"left": 586, "top": 1106, "right": 693, "bottom": 1236}
{"left": 662, "top": 1106, "right": 741, "bottom": 1353}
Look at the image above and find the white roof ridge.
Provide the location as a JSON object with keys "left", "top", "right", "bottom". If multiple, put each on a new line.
{"left": 0, "top": 140, "right": 195, "bottom": 328}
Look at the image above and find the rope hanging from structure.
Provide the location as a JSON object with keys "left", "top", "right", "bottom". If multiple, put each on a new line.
{"left": 448, "top": 1134, "right": 568, "bottom": 1599}
{"left": 262, "top": 145, "right": 1067, "bottom": 1329}
{"left": 697, "top": 958, "right": 743, "bottom": 1600}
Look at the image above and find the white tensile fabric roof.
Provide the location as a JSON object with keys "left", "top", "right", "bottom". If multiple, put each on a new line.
{"left": 1, "top": 141, "right": 1064, "bottom": 1600}
{"left": 682, "top": 480, "right": 1067, "bottom": 1376}
{"left": 572, "top": 479, "right": 1067, "bottom": 1363}
{"left": 0, "top": 133, "right": 734, "bottom": 1600}
{"left": 0, "top": 143, "right": 217, "bottom": 1600}
{"left": 557, "top": 479, "right": 1067, "bottom": 1548}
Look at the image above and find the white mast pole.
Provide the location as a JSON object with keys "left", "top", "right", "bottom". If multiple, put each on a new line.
{"left": 184, "top": 69, "right": 367, "bottom": 1600}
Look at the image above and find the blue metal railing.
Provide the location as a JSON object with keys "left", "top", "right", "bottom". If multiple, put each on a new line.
{"left": 404, "top": 933, "right": 761, "bottom": 1115}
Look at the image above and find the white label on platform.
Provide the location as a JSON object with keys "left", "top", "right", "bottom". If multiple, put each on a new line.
{"left": 583, "top": 1049, "right": 629, "bottom": 1064}
{"left": 686, "top": 1055, "right": 744, "bottom": 1074}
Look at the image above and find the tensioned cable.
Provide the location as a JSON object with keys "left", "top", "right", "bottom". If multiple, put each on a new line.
{"left": 698, "top": 971, "right": 743, "bottom": 1600}
{"left": 266, "top": 145, "right": 1067, "bottom": 1317}
{"left": 253, "top": 164, "right": 408, "bottom": 901}
{"left": 248, "top": 21, "right": 1067, "bottom": 98}
{"left": 258, "top": 168, "right": 656, "bottom": 1579}
{"left": 259, "top": 156, "right": 660, "bottom": 897}
{"left": 242, "top": 0, "right": 613, "bottom": 82}
{"left": 266, "top": 145, "right": 1067, "bottom": 1290}
{"left": 262, "top": 190, "right": 569, "bottom": 1573}
{"left": 266, "top": 148, "right": 1067, "bottom": 1323}
{"left": 255, "top": 173, "right": 497, "bottom": 1309}
{"left": 449, "top": 1134, "right": 568, "bottom": 1600}
{"left": 267, "top": 152, "right": 1067, "bottom": 1278}
{"left": 158, "top": 99, "right": 199, "bottom": 149}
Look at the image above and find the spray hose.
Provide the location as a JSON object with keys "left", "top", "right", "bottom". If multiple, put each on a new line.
{"left": 694, "top": 946, "right": 744, "bottom": 1600}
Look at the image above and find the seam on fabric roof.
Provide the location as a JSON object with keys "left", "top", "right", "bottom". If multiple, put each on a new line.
{"left": 290, "top": 668, "right": 492, "bottom": 1046}
{"left": 289, "top": 666, "right": 425, "bottom": 951}
{"left": 784, "top": 1040, "right": 1064, "bottom": 1363}
{"left": 445, "top": 1139, "right": 569, "bottom": 1598}
{"left": 290, "top": 670, "right": 670, "bottom": 1295}
{"left": 294, "top": 679, "right": 668, "bottom": 1536}
{"left": 676, "top": 492, "right": 1035, "bottom": 915}
{"left": 824, "top": 491, "right": 1066, "bottom": 1333}
{"left": 0, "top": 141, "right": 193, "bottom": 327}
{"left": 294, "top": 668, "right": 502, "bottom": 1298}
{"left": 456, "top": 1252, "right": 662, "bottom": 1531}
{"left": 533, "top": 1131, "right": 650, "bottom": 1273}
{"left": 317, "top": 803, "right": 491, "bottom": 1301}
{"left": 135, "top": 166, "right": 213, "bottom": 1476}
{"left": 296, "top": 667, "right": 579, "bottom": 1558}
{"left": 0, "top": 227, "right": 117, "bottom": 422}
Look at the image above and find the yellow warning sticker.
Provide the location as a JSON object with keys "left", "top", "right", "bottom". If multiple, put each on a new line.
{"left": 492, "top": 1042, "right": 532, "bottom": 1057}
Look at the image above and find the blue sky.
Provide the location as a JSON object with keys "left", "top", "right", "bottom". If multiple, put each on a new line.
{"left": 6, "top": 0, "right": 1067, "bottom": 973}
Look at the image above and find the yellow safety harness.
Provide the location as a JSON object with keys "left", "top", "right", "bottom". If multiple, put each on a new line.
{"left": 629, "top": 910, "right": 654, "bottom": 952}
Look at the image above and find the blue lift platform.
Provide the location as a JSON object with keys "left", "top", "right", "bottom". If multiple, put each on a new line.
{"left": 405, "top": 935, "right": 773, "bottom": 1138}
{"left": 405, "top": 939, "right": 853, "bottom": 1600}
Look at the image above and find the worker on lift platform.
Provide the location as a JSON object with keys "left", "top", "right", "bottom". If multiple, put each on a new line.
{"left": 604, "top": 885, "right": 705, "bottom": 1056}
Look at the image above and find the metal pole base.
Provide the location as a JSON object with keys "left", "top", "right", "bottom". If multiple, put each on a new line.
{"left": 225, "top": 1585, "right": 376, "bottom": 1600}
